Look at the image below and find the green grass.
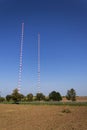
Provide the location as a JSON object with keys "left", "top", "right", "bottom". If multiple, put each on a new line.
{"left": 20, "top": 101, "right": 87, "bottom": 106}
{"left": 0, "top": 101, "right": 87, "bottom": 106}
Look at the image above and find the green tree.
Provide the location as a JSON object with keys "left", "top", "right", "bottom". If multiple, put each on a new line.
{"left": 11, "top": 88, "right": 23, "bottom": 103}
{"left": 35, "top": 93, "right": 45, "bottom": 101}
{"left": 20, "top": 94, "right": 25, "bottom": 101}
{"left": 6, "top": 95, "right": 12, "bottom": 102}
{"left": 0, "top": 97, "right": 5, "bottom": 102}
{"left": 49, "top": 91, "right": 62, "bottom": 101}
{"left": 27, "top": 93, "right": 33, "bottom": 101}
{"left": 66, "top": 88, "right": 76, "bottom": 101}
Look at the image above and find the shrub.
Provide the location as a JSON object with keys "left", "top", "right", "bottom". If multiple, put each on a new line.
{"left": 0, "top": 97, "right": 5, "bottom": 102}
{"left": 62, "top": 108, "right": 71, "bottom": 113}
{"left": 35, "top": 93, "right": 45, "bottom": 101}
{"left": 49, "top": 91, "right": 62, "bottom": 101}
{"left": 27, "top": 93, "right": 33, "bottom": 101}
{"left": 6, "top": 95, "right": 12, "bottom": 102}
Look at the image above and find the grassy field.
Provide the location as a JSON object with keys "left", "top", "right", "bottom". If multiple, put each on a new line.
{"left": 0, "top": 104, "right": 87, "bottom": 130}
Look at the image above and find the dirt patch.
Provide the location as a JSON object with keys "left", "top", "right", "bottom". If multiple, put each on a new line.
{"left": 62, "top": 96, "right": 87, "bottom": 102}
{"left": 0, "top": 104, "right": 87, "bottom": 130}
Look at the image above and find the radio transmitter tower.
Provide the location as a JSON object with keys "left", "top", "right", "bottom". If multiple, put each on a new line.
{"left": 38, "top": 33, "right": 40, "bottom": 93}
{"left": 18, "top": 23, "right": 24, "bottom": 93}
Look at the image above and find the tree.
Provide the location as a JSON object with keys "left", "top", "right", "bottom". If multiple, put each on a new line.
{"left": 20, "top": 94, "right": 25, "bottom": 99}
{"left": 0, "top": 97, "right": 5, "bottom": 102}
{"left": 6, "top": 95, "right": 12, "bottom": 102}
{"left": 66, "top": 88, "right": 76, "bottom": 101}
{"left": 11, "top": 88, "right": 23, "bottom": 103}
{"left": 27, "top": 93, "right": 33, "bottom": 101}
{"left": 49, "top": 91, "right": 62, "bottom": 101}
{"left": 35, "top": 93, "right": 45, "bottom": 101}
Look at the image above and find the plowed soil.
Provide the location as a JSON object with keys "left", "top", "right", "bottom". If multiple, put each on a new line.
{"left": 0, "top": 104, "right": 87, "bottom": 130}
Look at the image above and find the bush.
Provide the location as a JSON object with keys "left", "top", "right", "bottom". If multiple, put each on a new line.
{"left": 49, "top": 91, "right": 62, "bottom": 101}
{"left": 20, "top": 94, "right": 25, "bottom": 100}
{"left": 27, "top": 93, "right": 33, "bottom": 101}
{"left": 6, "top": 95, "right": 12, "bottom": 102}
{"left": 0, "top": 97, "right": 5, "bottom": 102}
{"left": 62, "top": 108, "right": 71, "bottom": 113}
{"left": 35, "top": 93, "right": 45, "bottom": 101}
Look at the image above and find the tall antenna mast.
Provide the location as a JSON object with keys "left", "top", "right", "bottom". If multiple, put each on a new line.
{"left": 38, "top": 33, "right": 40, "bottom": 93}
{"left": 18, "top": 23, "right": 24, "bottom": 93}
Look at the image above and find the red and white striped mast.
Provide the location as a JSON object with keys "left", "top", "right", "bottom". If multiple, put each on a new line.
{"left": 18, "top": 23, "right": 24, "bottom": 93}
{"left": 38, "top": 33, "right": 40, "bottom": 93}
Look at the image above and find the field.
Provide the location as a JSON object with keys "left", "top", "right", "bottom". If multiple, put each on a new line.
{"left": 0, "top": 104, "right": 87, "bottom": 130}
{"left": 62, "top": 96, "right": 87, "bottom": 102}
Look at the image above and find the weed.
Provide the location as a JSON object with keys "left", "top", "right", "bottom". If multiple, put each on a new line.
{"left": 62, "top": 108, "right": 71, "bottom": 113}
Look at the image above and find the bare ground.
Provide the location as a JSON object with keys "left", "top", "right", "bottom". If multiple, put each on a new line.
{"left": 0, "top": 104, "right": 87, "bottom": 130}
{"left": 62, "top": 96, "right": 87, "bottom": 102}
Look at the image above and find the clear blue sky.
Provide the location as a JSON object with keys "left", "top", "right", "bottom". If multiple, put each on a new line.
{"left": 0, "top": 0, "right": 87, "bottom": 96}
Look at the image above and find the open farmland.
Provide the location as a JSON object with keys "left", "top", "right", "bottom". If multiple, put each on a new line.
{"left": 62, "top": 96, "right": 87, "bottom": 102}
{"left": 0, "top": 104, "right": 87, "bottom": 130}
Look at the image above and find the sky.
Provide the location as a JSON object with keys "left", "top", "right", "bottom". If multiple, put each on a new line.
{"left": 0, "top": 0, "right": 87, "bottom": 96}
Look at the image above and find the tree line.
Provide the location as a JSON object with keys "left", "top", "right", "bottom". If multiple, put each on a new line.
{"left": 0, "top": 88, "right": 76, "bottom": 103}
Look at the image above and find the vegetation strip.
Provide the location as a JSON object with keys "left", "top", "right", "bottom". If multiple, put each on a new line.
{"left": 0, "top": 101, "right": 87, "bottom": 106}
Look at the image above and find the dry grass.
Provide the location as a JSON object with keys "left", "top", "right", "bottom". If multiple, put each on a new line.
{"left": 0, "top": 104, "right": 87, "bottom": 130}
{"left": 62, "top": 96, "right": 87, "bottom": 102}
